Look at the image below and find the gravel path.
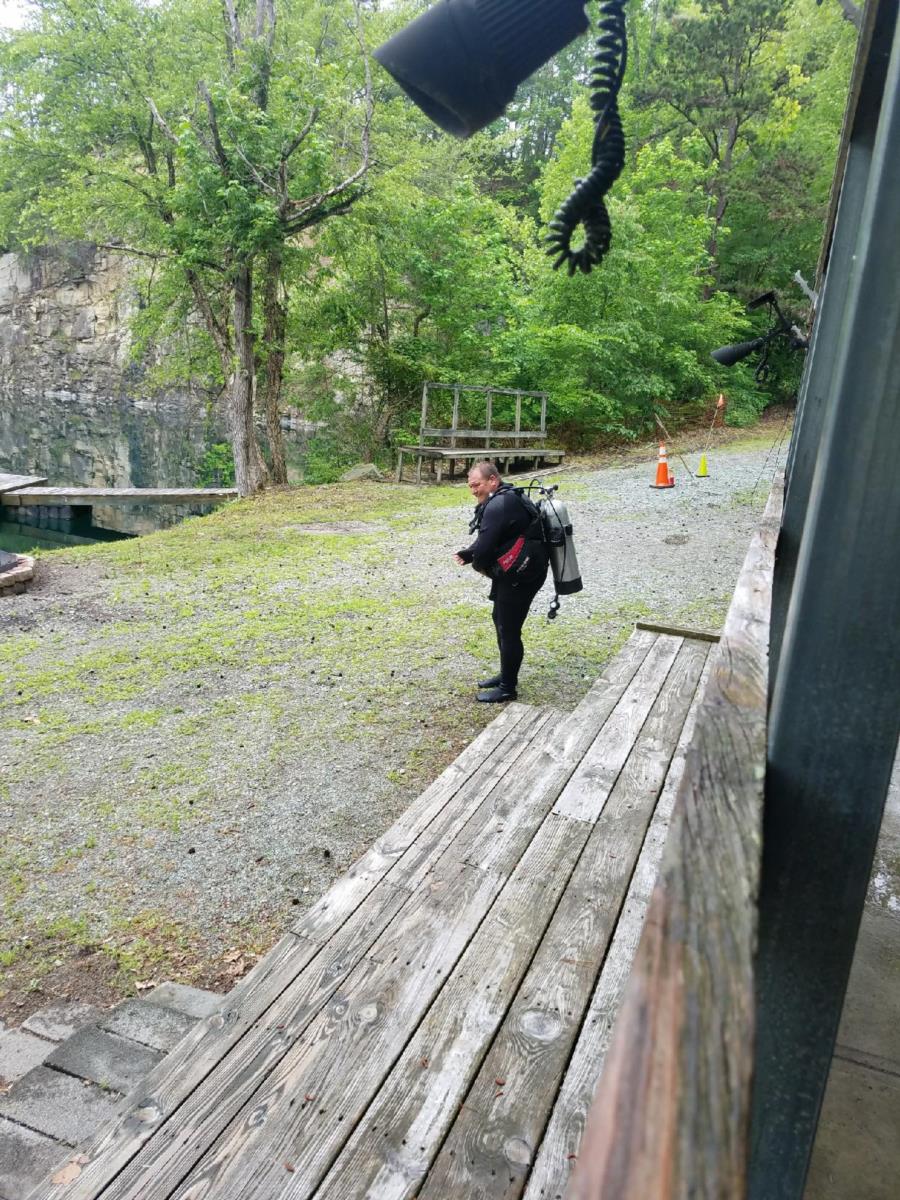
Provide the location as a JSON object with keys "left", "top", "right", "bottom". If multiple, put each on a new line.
{"left": 0, "top": 429, "right": 789, "bottom": 1021}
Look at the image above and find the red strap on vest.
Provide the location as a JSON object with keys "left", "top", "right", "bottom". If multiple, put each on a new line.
{"left": 497, "top": 535, "right": 525, "bottom": 573}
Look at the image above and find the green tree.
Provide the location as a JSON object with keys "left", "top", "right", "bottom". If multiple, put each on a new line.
{"left": 0, "top": 0, "right": 374, "bottom": 495}
{"left": 631, "top": 0, "right": 793, "bottom": 277}
{"left": 503, "top": 98, "right": 758, "bottom": 440}
{"left": 293, "top": 117, "right": 524, "bottom": 451}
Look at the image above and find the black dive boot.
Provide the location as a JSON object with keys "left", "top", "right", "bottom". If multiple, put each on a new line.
{"left": 476, "top": 684, "right": 517, "bottom": 703}
{"left": 477, "top": 671, "right": 503, "bottom": 688}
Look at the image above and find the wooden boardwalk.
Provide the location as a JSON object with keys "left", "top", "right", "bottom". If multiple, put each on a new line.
{"left": 30, "top": 627, "right": 713, "bottom": 1200}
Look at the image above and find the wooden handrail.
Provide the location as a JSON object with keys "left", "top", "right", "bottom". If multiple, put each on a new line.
{"left": 421, "top": 428, "right": 546, "bottom": 440}
{"left": 566, "top": 473, "right": 785, "bottom": 1200}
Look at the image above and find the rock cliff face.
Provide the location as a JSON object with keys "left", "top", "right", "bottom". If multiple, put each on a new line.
{"left": 0, "top": 244, "right": 220, "bottom": 502}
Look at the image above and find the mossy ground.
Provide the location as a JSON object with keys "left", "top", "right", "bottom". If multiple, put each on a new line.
{"left": 0, "top": 481, "right": 610, "bottom": 1019}
{"left": 0, "top": 432, "right": 786, "bottom": 1021}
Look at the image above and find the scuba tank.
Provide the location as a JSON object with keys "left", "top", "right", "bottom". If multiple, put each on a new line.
{"left": 530, "top": 483, "right": 583, "bottom": 619}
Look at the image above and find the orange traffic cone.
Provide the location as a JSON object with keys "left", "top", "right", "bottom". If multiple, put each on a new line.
{"left": 650, "top": 443, "right": 675, "bottom": 489}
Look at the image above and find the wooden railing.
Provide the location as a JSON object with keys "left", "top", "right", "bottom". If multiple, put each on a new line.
{"left": 567, "top": 474, "right": 784, "bottom": 1199}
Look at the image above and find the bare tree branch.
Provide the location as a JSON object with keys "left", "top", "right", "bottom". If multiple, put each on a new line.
{"left": 222, "top": 0, "right": 243, "bottom": 64}
{"left": 186, "top": 267, "right": 231, "bottom": 360}
{"left": 256, "top": 0, "right": 276, "bottom": 48}
{"left": 197, "top": 81, "right": 230, "bottom": 171}
{"left": 234, "top": 143, "right": 276, "bottom": 194}
{"left": 282, "top": 107, "right": 319, "bottom": 165}
{"left": 285, "top": 192, "right": 364, "bottom": 234}
{"left": 282, "top": 2, "right": 374, "bottom": 228}
{"left": 146, "top": 98, "right": 179, "bottom": 145}
{"left": 96, "top": 242, "right": 226, "bottom": 273}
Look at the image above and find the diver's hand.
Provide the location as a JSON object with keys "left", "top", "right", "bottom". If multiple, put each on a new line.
{"left": 453, "top": 553, "right": 467, "bottom": 566}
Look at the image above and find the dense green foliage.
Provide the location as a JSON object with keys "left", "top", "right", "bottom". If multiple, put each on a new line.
{"left": 0, "top": 0, "right": 856, "bottom": 480}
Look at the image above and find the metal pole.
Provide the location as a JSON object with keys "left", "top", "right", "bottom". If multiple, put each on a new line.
{"left": 749, "top": 12, "right": 900, "bottom": 1197}
{"left": 770, "top": 139, "right": 872, "bottom": 690}
{"left": 770, "top": 0, "right": 894, "bottom": 691}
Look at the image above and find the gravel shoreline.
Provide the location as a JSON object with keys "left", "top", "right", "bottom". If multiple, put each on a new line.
{"left": 0, "top": 429, "right": 789, "bottom": 1021}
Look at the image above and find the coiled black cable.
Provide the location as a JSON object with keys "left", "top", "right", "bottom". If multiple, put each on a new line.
{"left": 546, "top": 0, "right": 627, "bottom": 275}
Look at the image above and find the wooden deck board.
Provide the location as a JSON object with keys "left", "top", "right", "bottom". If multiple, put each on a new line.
{"left": 448, "top": 635, "right": 671, "bottom": 881}
{"left": 31, "top": 627, "right": 715, "bottom": 1200}
{"left": 417, "top": 639, "right": 711, "bottom": 1200}
{"left": 524, "top": 646, "right": 716, "bottom": 1200}
{"left": 158, "top": 861, "right": 504, "bottom": 1200}
{"left": 313, "top": 814, "right": 592, "bottom": 1200}
{"left": 552, "top": 635, "right": 682, "bottom": 823}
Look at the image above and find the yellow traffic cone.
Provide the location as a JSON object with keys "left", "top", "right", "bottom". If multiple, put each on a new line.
{"left": 697, "top": 453, "right": 709, "bottom": 478}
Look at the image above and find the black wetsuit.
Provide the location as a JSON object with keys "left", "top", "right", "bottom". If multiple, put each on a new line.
{"left": 458, "top": 485, "right": 549, "bottom": 693}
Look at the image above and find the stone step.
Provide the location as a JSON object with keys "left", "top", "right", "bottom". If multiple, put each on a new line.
{"left": 0, "top": 983, "right": 221, "bottom": 1200}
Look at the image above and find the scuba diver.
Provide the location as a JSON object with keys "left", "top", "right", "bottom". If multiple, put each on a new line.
{"left": 454, "top": 460, "right": 549, "bottom": 703}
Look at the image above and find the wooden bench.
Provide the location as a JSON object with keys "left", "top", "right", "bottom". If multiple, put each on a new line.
{"left": 28, "top": 479, "right": 783, "bottom": 1200}
{"left": 395, "top": 441, "right": 567, "bottom": 484}
{"left": 396, "top": 383, "right": 566, "bottom": 483}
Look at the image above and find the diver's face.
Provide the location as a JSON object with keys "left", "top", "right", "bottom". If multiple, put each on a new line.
{"left": 468, "top": 469, "right": 495, "bottom": 504}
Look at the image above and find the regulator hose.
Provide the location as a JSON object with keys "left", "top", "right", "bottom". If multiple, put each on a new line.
{"left": 545, "top": 0, "right": 627, "bottom": 275}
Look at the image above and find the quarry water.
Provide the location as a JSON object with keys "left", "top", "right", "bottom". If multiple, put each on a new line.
{"left": 0, "top": 391, "right": 309, "bottom": 553}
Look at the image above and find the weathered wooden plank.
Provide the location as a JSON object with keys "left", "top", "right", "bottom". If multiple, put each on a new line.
{"left": 313, "top": 813, "right": 591, "bottom": 1200}
{"left": 524, "top": 648, "right": 715, "bottom": 1200}
{"left": 636, "top": 620, "right": 721, "bottom": 644}
{"left": 423, "top": 383, "right": 548, "bottom": 399}
{"left": 565, "top": 475, "right": 783, "bottom": 1200}
{"left": 552, "top": 635, "right": 683, "bottom": 823}
{"left": 567, "top": 629, "right": 657, "bottom": 725}
{"left": 396, "top": 446, "right": 565, "bottom": 460}
{"left": 0, "top": 473, "right": 48, "bottom": 493}
{"left": 289, "top": 704, "right": 549, "bottom": 940}
{"left": 421, "top": 429, "right": 547, "bottom": 440}
{"left": 453, "top": 636, "right": 677, "bottom": 879}
{"left": 152, "top": 860, "right": 503, "bottom": 1200}
{"left": 417, "top": 640, "right": 710, "bottom": 1200}
{"left": 376, "top": 710, "right": 559, "bottom": 896}
{"left": 25, "top": 880, "right": 411, "bottom": 1200}
{"left": 0, "top": 487, "right": 237, "bottom": 507}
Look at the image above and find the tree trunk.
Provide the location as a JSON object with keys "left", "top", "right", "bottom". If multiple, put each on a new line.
{"left": 229, "top": 261, "right": 269, "bottom": 496}
{"left": 260, "top": 248, "right": 288, "bottom": 486}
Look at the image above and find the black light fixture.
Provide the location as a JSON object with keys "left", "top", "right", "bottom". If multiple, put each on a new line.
{"left": 711, "top": 291, "right": 808, "bottom": 380}
{"left": 711, "top": 337, "right": 769, "bottom": 367}
{"left": 373, "top": 0, "right": 590, "bottom": 138}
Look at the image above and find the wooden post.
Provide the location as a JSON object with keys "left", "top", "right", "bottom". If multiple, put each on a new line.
{"left": 540, "top": 392, "right": 547, "bottom": 436}
{"left": 395, "top": 450, "right": 404, "bottom": 484}
{"left": 451, "top": 387, "right": 460, "bottom": 450}
{"left": 419, "top": 382, "right": 429, "bottom": 444}
{"left": 514, "top": 391, "right": 522, "bottom": 451}
{"left": 485, "top": 389, "right": 493, "bottom": 452}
